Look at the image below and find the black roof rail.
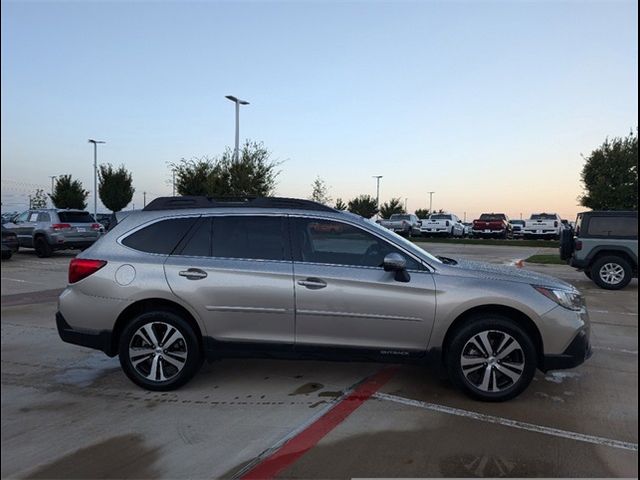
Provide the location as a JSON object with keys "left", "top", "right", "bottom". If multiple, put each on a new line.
{"left": 143, "top": 196, "right": 337, "bottom": 213}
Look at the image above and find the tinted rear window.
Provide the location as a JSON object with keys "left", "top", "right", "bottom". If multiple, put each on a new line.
{"left": 212, "top": 216, "right": 287, "bottom": 261}
{"left": 122, "top": 217, "right": 198, "bottom": 254}
{"left": 390, "top": 215, "right": 411, "bottom": 220}
{"left": 479, "top": 214, "right": 505, "bottom": 221}
{"left": 587, "top": 216, "right": 638, "bottom": 238}
{"left": 430, "top": 215, "right": 451, "bottom": 220}
{"left": 58, "top": 212, "right": 94, "bottom": 223}
{"left": 531, "top": 213, "right": 557, "bottom": 220}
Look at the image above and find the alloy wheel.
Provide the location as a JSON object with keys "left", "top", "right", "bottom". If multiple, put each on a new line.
{"left": 460, "top": 330, "right": 525, "bottom": 393}
{"left": 599, "top": 263, "right": 625, "bottom": 286}
{"left": 128, "top": 321, "right": 188, "bottom": 382}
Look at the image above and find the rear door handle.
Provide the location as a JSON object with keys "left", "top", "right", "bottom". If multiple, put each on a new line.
{"left": 297, "top": 278, "right": 327, "bottom": 289}
{"left": 179, "top": 268, "right": 208, "bottom": 280}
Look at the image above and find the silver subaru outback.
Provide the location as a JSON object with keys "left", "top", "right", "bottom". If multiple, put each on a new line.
{"left": 57, "top": 197, "right": 591, "bottom": 401}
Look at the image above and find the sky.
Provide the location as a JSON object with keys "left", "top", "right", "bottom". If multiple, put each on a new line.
{"left": 1, "top": 0, "right": 637, "bottom": 220}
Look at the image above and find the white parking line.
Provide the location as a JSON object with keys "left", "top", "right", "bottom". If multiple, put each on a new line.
{"left": 373, "top": 392, "right": 638, "bottom": 452}
{"left": 589, "top": 309, "right": 638, "bottom": 317}
{"left": 593, "top": 346, "right": 638, "bottom": 355}
{"left": 0, "top": 277, "right": 43, "bottom": 285}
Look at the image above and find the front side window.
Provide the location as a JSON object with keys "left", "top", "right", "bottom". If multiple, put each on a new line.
{"left": 211, "top": 216, "right": 288, "bottom": 261}
{"left": 293, "top": 218, "right": 422, "bottom": 270}
{"left": 122, "top": 217, "right": 198, "bottom": 254}
{"left": 15, "top": 211, "right": 30, "bottom": 223}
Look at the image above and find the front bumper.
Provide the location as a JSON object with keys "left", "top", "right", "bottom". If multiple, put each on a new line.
{"left": 541, "top": 329, "right": 592, "bottom": 371}
{"left": 56, "top": 311, "right": 116, "bottom": 356}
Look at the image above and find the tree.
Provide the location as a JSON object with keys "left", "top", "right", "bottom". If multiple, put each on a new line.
{"left": 309, "top": 176, "right": 332, "bottom": 205}
{"left": 98, "top": 164, "right": 135, "bottom": 213}
{"left": 28, "top": 189, "right": 48, "bottom": 209}
{"left": 415, "top": 208, "right": 431, "bottom": 218}
{"left": 348, "top": 195, "right": 378, "bottom": 218}
{"left": 580, "top": 130, "right": 638, "bottom": 210}
{"left": 379, "top": 198, "right": 405, "bottom": 218}
{"left": 49, "top": 175, "right": 89, "bottom": 210}
{"left": 170, "top": 141, "right": 280, "bottom": 197}
{"left": 334, "top": 198, "right": 347, "bottom": 211}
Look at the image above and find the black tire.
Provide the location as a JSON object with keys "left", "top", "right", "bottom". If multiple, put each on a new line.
{"left": 1, "top": 250, "right": 11, "bottom": 260}
{"left": 590, "top": 255, "right": 633, "bottom": 290}
{"left": 584, "top": 270, "right": 592, "bottom": 279}
{"left": 34, "top": 237, "right": 53, "bottom": 258}
{"left": 119, "top": 310, "right": 203, "bottom": 391}
{"left": 446, "top": 315, "right": 537, "bottom": 402}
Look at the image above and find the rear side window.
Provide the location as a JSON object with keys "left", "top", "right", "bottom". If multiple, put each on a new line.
{"left": 587, "top": 217, "right": 638, "bottom": 238}
{"left": 211, "top": 216, "right": 288, "bottom": 261}
{"left": 58, "top": 211, "right": 94, "bottom": 223}
{"left": 122, "top": 217, "right": 198, "bottom": 254}
{"left": 37, "top": 213, "right": 51, "bottom": 222}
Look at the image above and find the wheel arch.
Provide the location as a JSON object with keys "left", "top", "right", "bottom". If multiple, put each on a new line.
{"left": 589, "top": 249, "right": 637, "bottom": 271}
{"left": 441, "top": 304, "right": 544, "bottom": 368}
{"left": 111, "top": 298, "right": 204, "bottom": 356}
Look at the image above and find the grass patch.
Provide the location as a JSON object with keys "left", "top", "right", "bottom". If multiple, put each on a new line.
{"left": 411, "top": 237, "right": 560, "bottom": 248}
{"left": 524, "top": 254, "right": 565, "bottom": 265}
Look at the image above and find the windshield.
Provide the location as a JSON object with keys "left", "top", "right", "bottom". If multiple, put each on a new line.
{"left": 531, "top": 213, "right": 557, "bottom": 220}
{"left": 389, "top": 214, "right": 411, "bottom": 220}
{"left": 364, "top": 218, "right": 442, "bottom": 265}
{"left": 479, "top": 214, "right": 505, "bottom": 221}
{"left": 430, "top": 214, "right": 451, "bottom": 220}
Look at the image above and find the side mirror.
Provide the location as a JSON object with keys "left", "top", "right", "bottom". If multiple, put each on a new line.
{"left": 383, "top": 252, "right": 406, "bottom": 271}
{"left": 383, "top": 253, "right": 410, "bottom": 282}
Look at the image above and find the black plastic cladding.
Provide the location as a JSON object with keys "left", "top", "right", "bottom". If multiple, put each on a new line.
{"left": 143, "top": 196, "right": 337, "bottom": 213}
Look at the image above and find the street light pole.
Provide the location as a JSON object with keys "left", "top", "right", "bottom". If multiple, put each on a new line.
{"left": 48, "top": 176, "right": 57, "bottom": 207}
{"left": 143, "top": 192, "right": 147, "bottom": 207}
{"left": 373, "top": 175, "right": 383, "bottom": 216}
{"left": 225, "top": 95, "right": 250, "bottom": 163}
{"left": 428, "top": 191, "right": 435, "bottom": 213}
{"left": 88, "top": 139, "right": 105, "bottom": 221}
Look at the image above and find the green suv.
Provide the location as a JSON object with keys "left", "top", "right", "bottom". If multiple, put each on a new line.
{"left": 561, "top": 211, "right": 638, "bottom": 290}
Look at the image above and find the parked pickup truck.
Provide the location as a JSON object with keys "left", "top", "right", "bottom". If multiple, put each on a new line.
{"left": 472, "top": 213, "right": 511, "bottom": 238}
{"left": 379, "top": 213, "right": 420, "bottom": 237}
{"left": 523, "top": 213, "right": 562, "bottom": 240}
{"left": 419, "top": 213, "right": 464, "bottom": 237}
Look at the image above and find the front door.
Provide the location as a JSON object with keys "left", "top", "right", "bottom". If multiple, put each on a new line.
{"left": 291, "top": 217, "right": 436, "bottom": 352}
{"left": 164, "top": 215, "right": 295, "bottom": 344}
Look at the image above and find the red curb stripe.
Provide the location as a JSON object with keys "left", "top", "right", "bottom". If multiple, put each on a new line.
{"left": 240, "top": 366, "right": 398, "bottom": 480}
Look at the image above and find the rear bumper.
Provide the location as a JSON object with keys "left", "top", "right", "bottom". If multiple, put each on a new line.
{"left": 541, "top": 329, "right": 592, "bottom": 371}
{"left": 56, "top": 311, "right": 116, "bottom": 356}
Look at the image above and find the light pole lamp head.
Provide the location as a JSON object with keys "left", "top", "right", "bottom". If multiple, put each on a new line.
{"left": 88, "top": 139, "right": 106, "bottom": 144}
{"left": 225, "top": 95, "right": 249, "bottom": 105}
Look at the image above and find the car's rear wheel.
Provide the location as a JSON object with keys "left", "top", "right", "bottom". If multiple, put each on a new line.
{"left": 591, "top": 255, "right": 632, "bottom": 290}
{"left": 584, "top": 270, "right": 592, "bottom": 279}
{"left": 446, "top": 316, "right": 537, "bottom": 402}
{"left": 119, "top": 310, "right": 202, "bottom": 391}
{"left": 34, "top": 237, "right": 53, "bottom": 258}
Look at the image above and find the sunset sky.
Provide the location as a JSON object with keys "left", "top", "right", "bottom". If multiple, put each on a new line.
{"left": 1, "top": 0, "right": 637, "bottom": 220}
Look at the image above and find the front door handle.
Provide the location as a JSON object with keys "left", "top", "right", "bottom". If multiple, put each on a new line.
{"left": 179, "top": 268, "right": 208, "bottom": 280}
{"left": 297, "top": 278, "right": 327, "bottom": 289}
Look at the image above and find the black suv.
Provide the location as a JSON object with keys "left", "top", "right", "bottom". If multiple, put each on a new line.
{"left": 560, "top": 211, "right": 638, "bottom": 290}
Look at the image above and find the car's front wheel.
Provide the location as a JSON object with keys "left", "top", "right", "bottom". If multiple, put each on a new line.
{"left": 590, "top": 255, "right": 633, "bottom": 290}
{"left": 446, "top": 316, "right": 537, "bottom": 402}
{"left": 119, "top": 310, "right": 202, "bottom": 391}
{"left": 34, "top": 237, "right": 53, "bottom": 258}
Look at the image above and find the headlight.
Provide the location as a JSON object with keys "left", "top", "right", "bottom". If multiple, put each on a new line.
{"left": 534, "top": 286, "right": 584, "bottom": 311}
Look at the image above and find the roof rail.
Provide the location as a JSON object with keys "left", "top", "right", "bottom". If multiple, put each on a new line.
{"left": 143, "top": 196, "right": 337, "bottom": 213}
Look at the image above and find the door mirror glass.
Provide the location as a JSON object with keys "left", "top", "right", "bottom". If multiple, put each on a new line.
{"left": 383, "top": 252, "right": 406, "bottom": 272}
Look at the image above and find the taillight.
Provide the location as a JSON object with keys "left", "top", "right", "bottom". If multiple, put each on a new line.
{"left": 91, "top": 223, "right": 102, "bottom": 230}
{"left": 554, "top": 221, "right": 559, "bottom": 228}
{"left": 52, "top": 223, "right": 71, "bottom": 231}
{"left": 446, "top": 221, "right": 450, "bottom": 227}
{"left": 69, "top": 259, "right": 107, "bottom": 284}
{"left": 575, "top": 240, "right": 582, "bottom": 251}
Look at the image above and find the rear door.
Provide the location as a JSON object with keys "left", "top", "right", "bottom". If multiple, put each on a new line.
{"left": 164, "top": 214, "right": 295, "bottom": 344}
{"left": 291, "top": 217, "right": 436, "bottom": 351}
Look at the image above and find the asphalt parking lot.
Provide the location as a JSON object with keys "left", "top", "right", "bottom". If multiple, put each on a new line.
{"left": 1, "top": 245, "right": 637, "bottom": 479}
